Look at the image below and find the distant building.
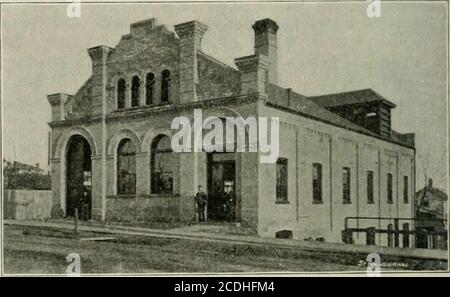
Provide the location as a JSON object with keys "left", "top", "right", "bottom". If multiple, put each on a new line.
{"left": 3, "top": 159, "right": 51, "bottom": 190}
{"left": 415, "top": 178, "right": 447, "bottom": 249}
{"left": 47, "top": 17, "right": 415, "bottom": 245}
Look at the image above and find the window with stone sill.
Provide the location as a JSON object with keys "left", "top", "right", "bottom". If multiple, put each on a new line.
{"left": 276, "top": 158, "right": 288, "bottom": 204}
{"left": 131, "top": 75, "right": 141, "bottom": 107}
{"left": 403, "top": 175, "right": 409, "bottom": 204}
{"left": 151, "top": 135, "right": 174, "bottom": 194}
{"left": 117, "top": 138, "right": 136, "bottom": 195}
{"left": 117, "top": 78, "right": 126, "bottom": 109}
{"left": 367, "top": 170, "right": 374, "bottom": 204}
{"left": 342, "top": 167, "right": 351, "bottom": 204}
{"left": 387, "top": 173, "right": 393, "bottom": 204}
{"left": 161, "top": 69, "right": 171, "bottom": 103}
{"left": 312, "top": 163, "right": 323, "bottom": 204}
{"left": 145, "top": 72, "right": 155, "bottom": 105}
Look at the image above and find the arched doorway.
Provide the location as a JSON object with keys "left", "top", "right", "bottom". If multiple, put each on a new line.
{"left": 66, "top": 135, "right": 92, "bottom": 220}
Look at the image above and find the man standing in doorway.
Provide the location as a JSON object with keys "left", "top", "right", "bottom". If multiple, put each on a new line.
{"left": 195, "top": 185, "right": 207, "bottom": 222}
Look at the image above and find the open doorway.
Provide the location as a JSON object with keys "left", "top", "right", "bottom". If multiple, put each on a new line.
{"left": 207, "top": 152, "right": 237, "bottom": 222}
{"left": 66, "top": 135, "right": 92, "bottom": 220}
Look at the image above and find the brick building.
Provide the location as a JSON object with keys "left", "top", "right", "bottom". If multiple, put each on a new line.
{"left": 48, "top": 17, "right": 416, "bottom": 245}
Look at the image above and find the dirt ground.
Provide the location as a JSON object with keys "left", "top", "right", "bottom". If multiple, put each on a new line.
{"left": 3, "top": 225, "right": 363, "bottom": 275}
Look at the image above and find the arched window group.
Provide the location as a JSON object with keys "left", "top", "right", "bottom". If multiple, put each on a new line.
{"left": 116, "top": 134, "right": 175, "bottom": 195}
{"left": 116, "top": 70, "right": 171, "bottom": 109}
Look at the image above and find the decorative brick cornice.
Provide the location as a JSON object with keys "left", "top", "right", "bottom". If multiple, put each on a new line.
{"left": 48, "top": 94, "right": 262, "bottom": 127}
{"left": 47, "top": 93, "right": 72, "bottom": 107}
{"left": 48, "top": 115, "right": 103, "bottom": 128}
{"left": 105, "top": 94, "right": 261, "bottom": 122}
{"left": 235, "top": 54, "right": 269, "bottom": 72}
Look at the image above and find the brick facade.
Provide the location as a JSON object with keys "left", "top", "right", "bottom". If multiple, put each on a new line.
{"left": 48, "top": 17, "right": 415, "bottom": 244}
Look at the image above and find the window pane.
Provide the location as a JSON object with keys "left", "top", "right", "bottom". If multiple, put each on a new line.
{"left": 403, "top": 176, "right": 409, "bottom": 204}
{"left": 387, "top": 173, "right": 393, "bottom": 204}
{"left": 117, "top": 79, "right": 126, "bottom": 109}
{"left": 367, "top": 170, "right": 374, "bottom": 204}
{"left": 343, "top": 167, "right": 351, "bottom": 204}
{"left": 161, "top": 70, "right": 171, "bottom": 103}
{"left": 146, "top": 73, "right": 155, "bottom": 105}
{"left": 117, "top": 139, "right": 136, "bottom": 195}
{"left": 276, "top": 158, "right": 288, "bottom": 202}
{"left": 312, "top": 163, "right": 322, "bottom": 203}
{"left": 151, "top": 135, "right": 174, "bottom": 194}
{"left": 131, "top": 76, "right": 140, "bottom": 107}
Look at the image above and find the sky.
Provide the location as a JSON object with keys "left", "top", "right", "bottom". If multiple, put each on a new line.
{"left": 2, "top": 2, "right": 448, "bottom": 191}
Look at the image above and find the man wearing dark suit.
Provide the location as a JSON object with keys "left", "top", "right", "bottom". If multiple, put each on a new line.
{"left": 195, "top": 185, "right": 207, "bottom": 222}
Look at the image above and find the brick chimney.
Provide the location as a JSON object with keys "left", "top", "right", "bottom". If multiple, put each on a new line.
{"left": 174, "top": 20, "right": 208, "bottom": 104}
{"left": 252, "top": 18, "right": 279, "bottom": 84}
{"left": 235, "top": 54, "right": 269, "bottom": 96}
{"left": 87, "top": 45, "right": 115, "bottom": 115}
{"left": 428, "top": 178, "right": 433, "bottom": 189}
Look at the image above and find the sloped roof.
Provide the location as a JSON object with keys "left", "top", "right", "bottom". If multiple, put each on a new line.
{"left": 309, "top": 88, "right": 396, "bottom": 108}
{"left": 416, "top": 187, "right": 448, "bottom": 202}
{"left": 266, "top": 84, "right": 380, "bottom": 137}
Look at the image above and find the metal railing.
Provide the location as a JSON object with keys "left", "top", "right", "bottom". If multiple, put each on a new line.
{"left": 342, "top": 216, "right": 447, "bottom": 250}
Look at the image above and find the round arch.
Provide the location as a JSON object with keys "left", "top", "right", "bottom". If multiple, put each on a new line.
{"left": 141, "top": 128, "right": 173, "bottom": 153}
{"left": 54, "top": 127, "right": 97, "bottom": 216}
{"left": 54, "top": 126, "right": 98, "bottom": 159}
{"left": 107, "top": 129, "right": 142, "bottom": 156}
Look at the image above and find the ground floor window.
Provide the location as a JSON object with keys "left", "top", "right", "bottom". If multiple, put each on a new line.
{"left": 312, "top": 163, "right": 322, "bottom": 204}
{"left": 367, "top": 170, "right": 374, "bottom": 204}
{"left": 117, "top": 138, "right": 136, "bottom": 195}
{"left": 276, "top": 158, "right": 288, "bottom": 203}
{"left": 387, "top": 173, "right": 393, "bottom": 204}
{"left": 151, "top": 135, "right": 174, "bottom": 194}
{"left": 342, "top": 167, "right": 351, "bottom": 204}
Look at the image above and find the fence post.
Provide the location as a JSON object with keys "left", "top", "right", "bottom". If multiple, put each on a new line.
{"left": 394, "top": 219, "right": 399, "bottom": 247}
{"left": 74, "top": 208, "right": 79, "bottom": 235}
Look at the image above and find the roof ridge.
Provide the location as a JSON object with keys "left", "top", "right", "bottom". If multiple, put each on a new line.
{"left": 308, "top": 88, "right": 374, "bottom": 99}
{"left": 197, "top": 50, "right": 239, "bottom": 73}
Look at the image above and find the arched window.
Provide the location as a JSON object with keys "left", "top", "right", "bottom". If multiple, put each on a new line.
{"left": 161, "top": 69, "right": 171, "bottom": 103}
{"left": 117, "top": 139, "right": 136, "bottom": 195}
{"left": 117, "top": 79, "right": 126, "bottom": 109}
{"left": 151, "top": 135, "right": 174, "bottom": 194}
{"left": 131, "top": 75, "right": 140, "bottom": 107}
{"left": 145, "top": 73, "right": 155, "bottom": 105}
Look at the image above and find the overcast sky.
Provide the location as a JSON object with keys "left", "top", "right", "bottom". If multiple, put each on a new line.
{"left": 2, "top": 2, "right": 448, "bottom": 191}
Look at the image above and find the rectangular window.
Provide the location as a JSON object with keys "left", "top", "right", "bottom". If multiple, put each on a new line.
{"left": 276, "top": 158, "right": 288, "bottom": 203}
{"left": 387, "top": 173, "right": 393, "bottom": 204}
{"left": 403, "top": 176, "right": 409, "bottom": 204}
{"left": 367, "top": 170, "right": 374, "bottom": 204}
{"left": 342, "top": 167, "right": 351, "bottom": 204}
{"left": 312, "top": 163, "right": 323, "bottom": 204}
